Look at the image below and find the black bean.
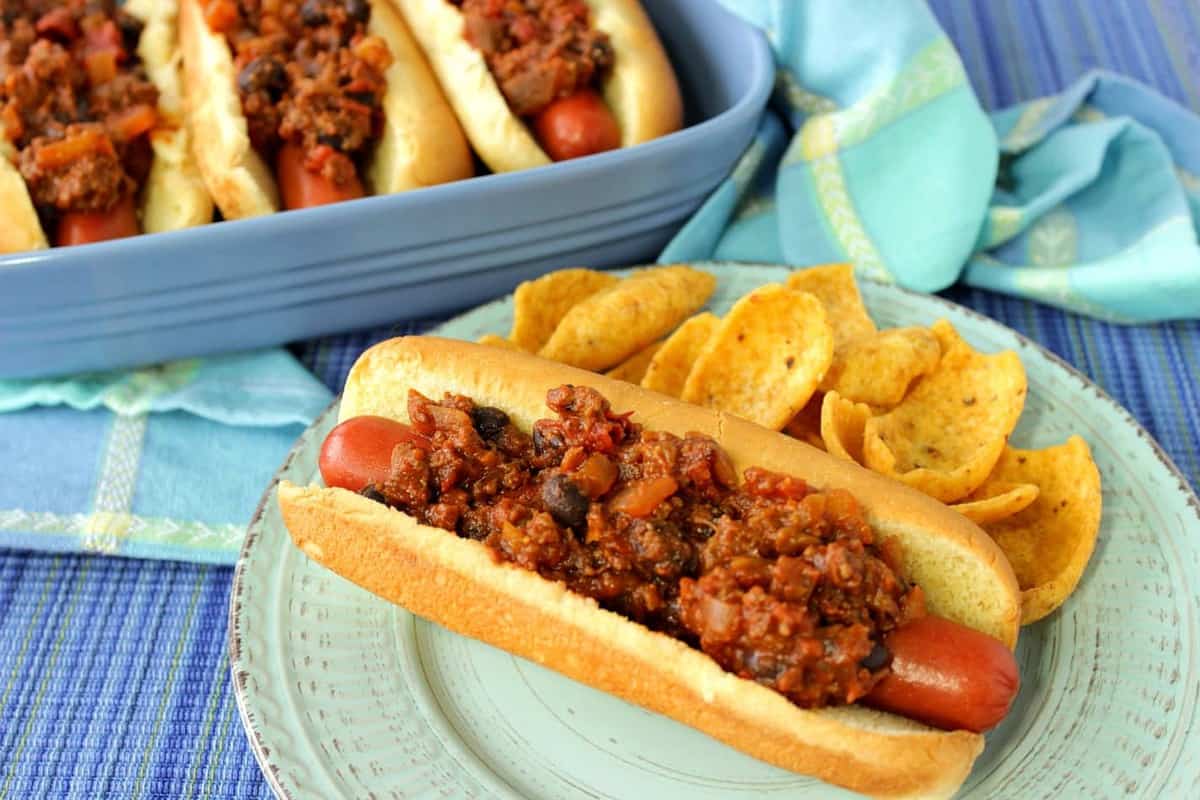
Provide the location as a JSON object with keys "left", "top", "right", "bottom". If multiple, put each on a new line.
{"left": 589, "top": 36, "right": 614, "bottom": 67}
{"left": 471, "top": 406, "right": 510, "bottom": 442}
{"left": 237, "top": 57, "right": 287, "bottom": 96}
{"left": 345, "top": 0, "right": 370, "bottom": 24}
{"left": 300, "top": 0, "right": 329, "bottom": 26}
{"left": 345, "top": 90, "right": 377, "bottom": 107}
{"left": 532, "top": 424, "right": 563, "bottom": 457}
{"left": 861, "top": 641, "right": 891, "bottom": 671}
{"left": 461, "top": 515, "right": 489, "bottom": 541}
{"left": 542, "top": 474, "right": 589, "bottom": 531}
{"left": 116, "top": 13, "right": 144, "bottom": 55}
{"left": 359, "top": 484, "right": 387, "bottom": 505}
{"left": 316, "top": 133, "right": 344, "bottom": 150}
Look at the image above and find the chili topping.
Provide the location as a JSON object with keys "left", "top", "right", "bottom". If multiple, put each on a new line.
{"left": 362, "top": 385, "right": 927, "bottom": 709}
{"left": 0, "top": 1, "right": 158, "bottom": 216}
{"left": 452, "top": 0, "right": 614, "bottom": 118}
{"left": 203, "top": 0, "right": 392, "bottom": 187}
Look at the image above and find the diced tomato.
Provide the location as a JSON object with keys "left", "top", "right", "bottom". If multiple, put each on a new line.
{"left": 2, "top": 105, "right": 24, "bottom": 143}
{"left": 511, "top": 16, "right": 537, "bottom": 43}
{"left": 107, "top": 104, "right": 158, "bottom": 141}
{"left": 351, "top": 35, "right": 393, "bottom": 71}
{"left": 35, "top": 8, "right": 79, "bottom": 40}
{"left": 571, "top": 454, "right": 618, "bottom": 499}
{"left": 35, "top": 128, "right": 114, "bottom": 170}
{"left": 84, "top": 20, "right": 125, "bottom": 57}
{"left": 204, "top": 0, "right": 240, "bottom": 34}
{"left": 332, "top": 98, "right": 374, "bottom": 125}
{"left": 608, "top": 476, "right": 679, "bottom": 517}
{"left": 84, "top": 50, "right": 119, "bottom": 85}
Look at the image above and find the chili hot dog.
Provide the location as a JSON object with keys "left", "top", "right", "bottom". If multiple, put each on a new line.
{"left": 317, "top": 408, "right": 1020, "bottom": 737}
{"left": 394, "top": 0, "right": 683, "bottom": 172}
{"left": 0, "top": 0, "right": 212, "bottom": 252}
{"left": 278, "top": 336, "right": 1023, "bottom": 799}
{"left": 179, "top": 0, "right": 472, "bottom": 217}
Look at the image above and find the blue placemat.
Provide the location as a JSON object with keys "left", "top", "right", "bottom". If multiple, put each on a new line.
{"left": 3, "top": 2, "right": 1199, "bottom": 797}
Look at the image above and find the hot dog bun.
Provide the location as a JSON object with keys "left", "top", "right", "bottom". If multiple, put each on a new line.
{"left": 277, "top": 336, "right": 1022, "bottom": 799}
{"left": 0, "top": 0, "right": 211, "bottom": 254}
{"left": 125, "top": 0, "right": 215, "bottom": 234}
{"left": 178, "top": 0, "right": 277, "bottom": 218}
{"left": 392, "top": 0, "right": 684, "bottom": 173}
{"left": 178, "top": 0, "right": 473, "bottom": 221}
{"left": 0, "top": 128, "right": 46, "bottom": 252}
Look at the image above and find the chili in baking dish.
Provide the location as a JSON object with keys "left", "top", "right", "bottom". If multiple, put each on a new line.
{"left": 358, "top": 385, "right": 927, "bottom": 709}
{"left": 452, "top": 0, "right": 614, "bottom": 117}
{"left": 1, "top": 1, "right": 157, "bottom": 217}
{"left": 203, "top": 0, "right": 391, "bottom": 188}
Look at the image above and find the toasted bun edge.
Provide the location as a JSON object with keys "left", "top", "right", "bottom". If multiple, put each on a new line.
{"left": 178, "top": 0, "right": 279, "bottom": 219}
{"left": 366, "top": 0, "right": 475, "bottom": 191}
{"left": 0, "top": 136, "right": 46, "bottom": 254}
{"left": 586, "top": 0, "right": 683, "bottom": 146}
{"left": 126, "top": 0, "right": 215, "bottom": 233}
{"left": 392, "top": 0, "right": 550, "bottom": 173}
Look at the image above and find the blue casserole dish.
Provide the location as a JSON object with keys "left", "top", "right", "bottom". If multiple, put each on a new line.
{"left": 0, "top": 0, "right": 773, "bottom": 378}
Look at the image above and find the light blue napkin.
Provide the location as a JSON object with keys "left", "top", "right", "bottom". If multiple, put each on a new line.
{"left": 967, "top": 71, "right": 1200, "bottom": 322}
{"left": 662, "top": 0, "right": 998, "bottom": 290}
{"left": 662, "top": 1, "right": 1200, "bottom": 323}
{"left": 0, "top": 351, "right": 331, "bottom": 564}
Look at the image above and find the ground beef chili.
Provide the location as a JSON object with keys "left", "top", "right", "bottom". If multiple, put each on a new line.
{"left": 0, "top": 1, "right": 158, "bottom": 218}
{"left": 452, "top": 0, "right": 614, "bottom": 117}
{"left": 202, "top": 0, "right": 392, "bottom": 186}
{"left": 363, "top": 385, "right": 928, "bottom": 709}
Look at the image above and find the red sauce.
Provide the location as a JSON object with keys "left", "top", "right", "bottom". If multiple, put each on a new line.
{"left": 364, "top": 385, "right": 925, "bottom": 708}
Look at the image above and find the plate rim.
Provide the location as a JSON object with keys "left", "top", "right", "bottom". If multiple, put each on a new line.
{"left": 228, "top": 397, "right": 340, "bottom": 800}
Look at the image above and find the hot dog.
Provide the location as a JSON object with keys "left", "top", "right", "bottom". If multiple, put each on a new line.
{"left": 392, "top": 0, "right": 683, "bottom": 172}
{"left": 0, "top": 0, "right": 213, "bottom": 253}
{"left": 278, "top": 338, "right": 1023, "bottom": 798}
{"left": 178, "top": 0, "right": 473, "bottom": 218}
{"left": 317, "top": 408, "right": 1020, "bottom": 739}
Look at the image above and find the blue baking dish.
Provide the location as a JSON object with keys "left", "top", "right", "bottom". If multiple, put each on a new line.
{"left": 0, "top": 0, "right": 772, "bottom": 378}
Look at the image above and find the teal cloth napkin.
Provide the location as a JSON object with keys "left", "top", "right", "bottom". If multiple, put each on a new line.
{"left": 967, "top": 71, "right": 1200, "bottom": 322}
{"left": 663, "top": 0, "right": 1200, "bottom": 323}
{"left": 0, "top": 351, "right": 331, "bottom": 564}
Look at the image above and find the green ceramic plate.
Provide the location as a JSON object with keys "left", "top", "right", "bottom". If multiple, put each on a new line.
{"left": 231, "top": 264, "right": 1200, "bottom": 799}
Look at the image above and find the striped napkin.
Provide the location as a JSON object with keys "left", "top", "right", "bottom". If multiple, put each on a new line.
{"left": 0, "top": 350, "right": 331, "bottom": 564}
{"left": 664, "top": 0, "right": 1200, "bottom": 323}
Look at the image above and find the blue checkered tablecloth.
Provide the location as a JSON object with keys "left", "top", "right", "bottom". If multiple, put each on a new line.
{"left": 2, "top": 1, "right": 1198, "bottom": 797}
